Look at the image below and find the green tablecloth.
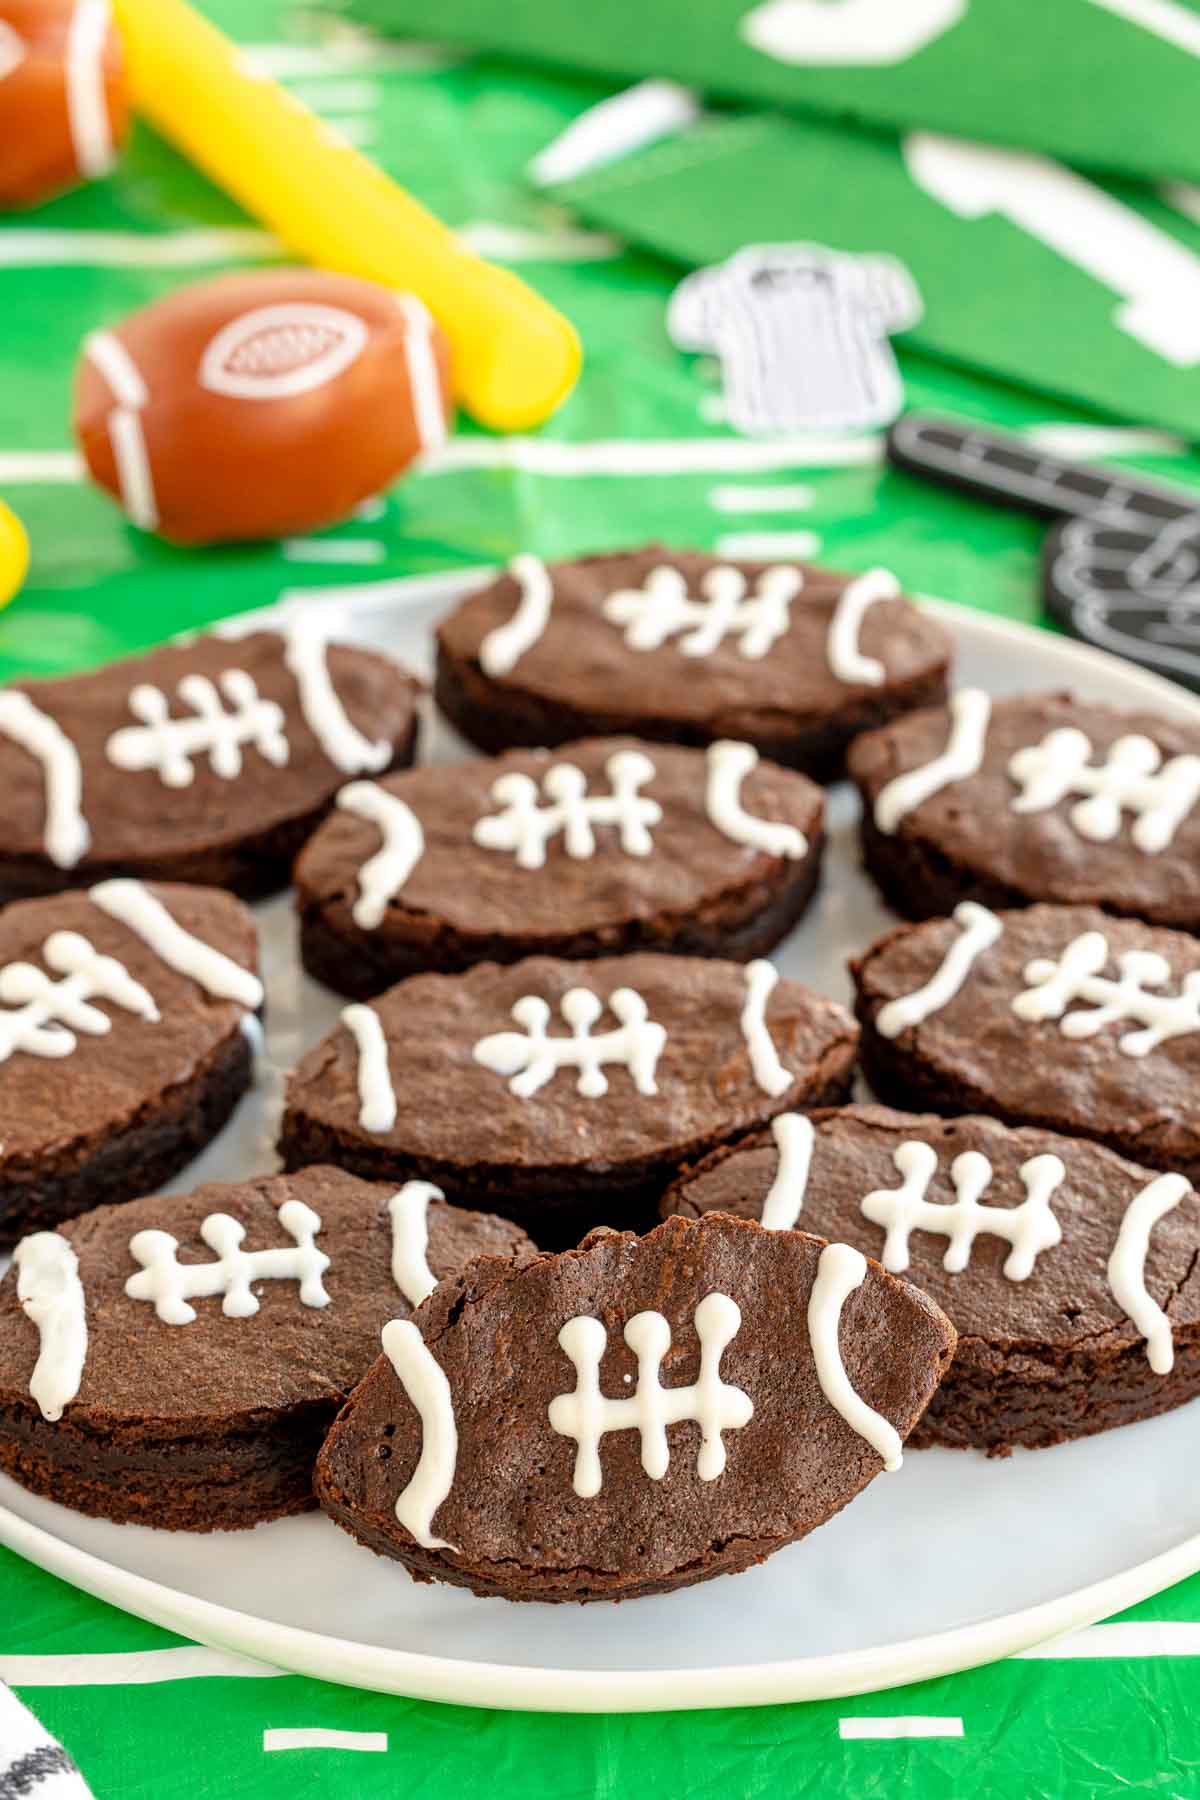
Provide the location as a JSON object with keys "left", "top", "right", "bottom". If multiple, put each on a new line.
{"left": 4, "top": 5, "right": 1200, "bottom": 1792}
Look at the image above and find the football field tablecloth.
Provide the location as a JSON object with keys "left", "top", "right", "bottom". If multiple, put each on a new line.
{"left": 4, "top": 3, "right": 1200, "bottom": 1794}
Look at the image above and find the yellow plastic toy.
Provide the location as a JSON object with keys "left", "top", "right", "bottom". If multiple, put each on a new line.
{"left": 0, "top": 501, "right": 29, "bottom": 610}
{"left": 110, "top": 0, "right": 581, "bottom": 433}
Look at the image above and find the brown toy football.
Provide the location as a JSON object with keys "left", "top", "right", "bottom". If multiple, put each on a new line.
{"left": 0, "top": 0, "right": 129, "bottom": 208}
{"left": 73, "top": 269, "right": 452, "bottom": 545}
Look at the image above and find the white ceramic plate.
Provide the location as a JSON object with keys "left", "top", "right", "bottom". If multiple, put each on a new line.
{"left": 3, "top": 577, "right": 1200, "bottom": 1713}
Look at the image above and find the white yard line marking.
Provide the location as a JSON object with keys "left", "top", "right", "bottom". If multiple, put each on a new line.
{"left": 423, "top": 433, "right": 881, "bottom": 477}
{"left": 239, "top": 40, "right": 462, "bottom": 78}
{"left": 710, "top": 482, "right": 815, "bottom": 512}
{"left": 263, "top": 1728, "right": 388, "bottom": 1753}
{"left": 1024, "top": 422, "right": 1191, "bottom": 458}
{"left": 839, "top": 1717, "right": 964, "bottom": 1740}
{"left": 0, "top": 228, "right": 279, "bottom": 267}
{"left": 281, "top": 538, "right": 387, "bottom": 564}
{"left": 0, "top": 451, "right": 86, "bottom": 483}
{"left": 715, "top": 530, "right": 821, "bottom": 559}
{"left": 1087, "top": 0, "right": 1200, "bottom": 55}
{"left": 287, "top": 77, "right": 380, "bottom": 112}
{"left": 319, "top": 115, "right": 376, "bottom": 149}
{"left": 1, "top": 1648, "right": 283, "bottom": 1685}
{"left": 1017, "top": 1621, "right": 1200, "bottom": 1657}
{"left": 455, "top": 222, "right": 622, "bottom": 261}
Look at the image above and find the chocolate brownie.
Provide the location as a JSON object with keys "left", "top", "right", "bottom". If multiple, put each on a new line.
{"left": 0, "top": 626, "right": 420, "bottom": 903}
{"left": 315, "top": 1211, "right": 955, "bottom": 1601}
{"left": 665, "top": 1104, "right": 1200, "bottom": 1455}
{"left": 0, "top": 1168, "right": 534, "bottom": 1530}
{"left": 295, "top": 736, "right": 825, "bottom": 998}
{"left": 435, "top": 547, "right": 951, "bottom": 782}
{"left": 849, "top": 689, "right": 1200, "bottom": 932}
{"left": 852, "top": 901, "right": 1200, "bottom": 1181}
{"left": 280, "top": 952, "right": 858, "bottom": 1244}
{"left": 0, "top": 879, "right": 266, "bottom": 1247}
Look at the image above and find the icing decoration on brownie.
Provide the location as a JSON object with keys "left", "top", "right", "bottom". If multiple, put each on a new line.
{"left": 281, "top": 623, "right": 392, "bottom": 774}
{"left": 1108, "top": 1173, "right": 1192, "bottom": 1373}
{"left": 89, "top": 878, "right": 264, "bottom": 1008}
{"left": 198, "top": 303, "right": 368, "bottom": 401}
{"left": 125, "top": 1200, "right": 331, "bottom": 1324}
{"left": 342, "top": 1002, "right": 397, "bottom": 1132}
{"left": 473, "top": 987, "right": 666, "bottom": 1099}
{"left": 0, "top": 690, "right": 90, "bottom": 868}
{"left": 382, "top": 1317, "right": 459, "bottom": 1550}
{"left": 473, "top": 749, "right": 661, "bottom": 869}
{"left": 876, "top": 901, "right": 1002, "bottom": 1038}
{"left": 83, "top": 329, "right": 157, "bottom": 530}
{"left": 873, "top": 687, "right": 991, "bottom": 832}
{"left": 106, "top": 671, "right": 289, "bottom": 788}
{"left": 740, "top": 959, "right": 792, "bottom": 1096}
{"left": 807, "top": 1243, "right": 903, "bottom": 1470}
{"left": 0, "top": 932, "right": 158, "bottom": 1062}
{"left": 336, "top": 782, "right": 426, "bottom": 927}
{"left": 860, "top": 1141, "right": 1065, "bottom": 1279}
{"left": 13, "top": 1232, "right": 88, "bottom": 1422}
{"left": 705, "top": 742, "right": 808, "bottom": 859}
{"left": 760, "top": 1112, "right": 815, "bottom": 1230}
{"left": 1008, "top": 729, "right": 1200, "bottom": 853}
{"left": 547, "top": 1294, "right": 752, "bottom": 1496}
{"left": 825, "top": 568, "right": 898, "bottom": 687}
{"left": 1013, "top": 932, "right": 1200, "bottom": 1057}
{"left": 478, "top": 554, "right": 554, "bottom": 677}
{"left": 603, "top": 564, "right": 803, "bottom": 660}
{"left": 389, "top": 1181, "right": 441, "bottom": 1308}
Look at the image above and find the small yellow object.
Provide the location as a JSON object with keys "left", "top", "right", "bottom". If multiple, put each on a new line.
{"left": 110, "top": 0, "right": 581, "bottom": 433}
{"left": 0, "top": 501, "right": 29, "bottom": 609}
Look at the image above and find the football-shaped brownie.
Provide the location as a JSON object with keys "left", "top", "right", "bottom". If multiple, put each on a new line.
{"left": 280, "top": 951, "right": 858, "bottom": 1243}
{"left": 435, "top": 547, "right": 952, "bottom": 781}
{"left": 315, "top": 1212, "right": 955, "bottom": 1601}
{"left": 849, "top": 689, "right": 1200, "bottom": 933}
{"left": 0, "top": 624, "right": 419, "bottom": 902}
{"left": 0, "top": 1, "right": 128, "bottom": 209}
{"left": 852, "top": 901, "right": 1200, "bottom": 1181}
{"left": 0, "top": 1168, "right": 534, "bottom": 1529}
{"left": 295, "top": 736, "right": 824, "bottom": 998}
{"left": 666, "top": 1104, "right": 1200, "bottom": 1455}
{"left": 0, "top": 879, "right": 261, "bottom": 1246}
{"left": 74, "top": 269, "right": 451, "bottom": 543}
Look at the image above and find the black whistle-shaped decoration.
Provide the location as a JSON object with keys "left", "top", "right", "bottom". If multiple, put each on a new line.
{"left": 887, "top": 413, "right": 1200, "bottom": 692}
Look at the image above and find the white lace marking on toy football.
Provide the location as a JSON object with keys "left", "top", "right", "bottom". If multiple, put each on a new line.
{"left": 383, "top": 1318, "right": 459, "bottom": 1550}
{"left": 83, "top": 330, "right": 158, "bottom": 530}
{"left": 826, "top": 567, "right": 898, "bottom": 687}
{"left": 124, "top": 1200, "right": 331, "bottom": 1325}
{"left": 198, "top": 303, "right": 369, "bottom": 400}
{"left": 740, "top": 960, "right": 792, "bottom": 1096}
{"left": 873, "top": 687, "right": 992, "bottom": 833}
{"left": 472, "top": 749, "right": 662, "bottom": 870}
{"left": 14, "top": 1233, "right": 87, "bottom": 1421}
{"left": 106, "top": 670, "right": 289, "bottom": 788}
{"left": 704, "top": 740, "right": 808, "bottom": 859}
{"left": 0, "top": 691, "right": 90, "bottom": 868}
{"left": 396, "top": 293, "right": 446, "bottom": 453}
{"left": 478, "top": 554, "right": 554, "bottom": 677}
{"left": 0, "top": 21, "right": 24, "bottom": 81}
{"left": 342, "top": 1003, "right": 397, "bottom": 1131}
{"left": 1013, "top": 931, "right": 1200, "bottom": 1057}
{"left": 860, "top": 1140, "right": 1066, "bottom": 1279}
{"left": 808, "top": 1242, "right": 903, "bottom": 1471}
{"left": 760, "top": 1113, "right": 816, "bottom": 1230}
{"left": 337, "top": 782, "right": 425, "bottom": 927}
{"left": 65, "top": 0, "right": 115, "bottom": 177}
{"left": 548, "top": 1294, "right": 753, "bottom": 1498}
{"left": 282, "top": 622, "right": 392, "bottom": 773}
{"left": 89, "top": 878, "right": 264, "bottom": 1008}
{"left": 473, "top": 987, "right": 667, "bottom": 1099}
{"left": 0, "top": 931, "right": 158, "bottom": 1062}
{"left": 1108, "top": 1172, "right": 1191, "bottom": 1374}
{"left": 389, "top": 1181, "right": 441, "bottom": 1308}
{"left": 876, "top": 902, "right": 1003, "bottom": 1038}
{"left": 1007, "top": 729, "right": 1200, "bottom": 854}
{"left": 602, "top": 563, "right": 803, "bottom": 660}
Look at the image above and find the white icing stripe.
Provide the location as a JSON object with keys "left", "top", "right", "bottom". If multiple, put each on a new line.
{"left": 89, "top": 878, "right": 264, "bottom": 1009}
{"left": 337, "top": 781, "right": 425, "bottom": 927}
{"left": 0, "top": 691, "right": 90, "bottom": 868}
{"left": 125, "top": 1201, "right": 330, "bottom": 1324}
{"left": 474, "top": 987, "right": 666, "bottom": 1098}
{"left": 84, "top": 331, "right": 158, "bottom": 530}
{"left": 342, "top": 1002, "right": 397, "bottom": 1131}
{"left": 396, "top": 293, "right": 447, "bottom": 453}
{"left": 704, "top": 741, "right": 807, "bottom": 859}
{"left": 1013, "top": 932, "right": 1200, "bottom": 1057}
{"left": 1108, "top": 1173, "right": 1192, "bottom": 1372}
{"left": 1008, "top": 728, "right": 1200, "bottom": 854}
{"left": 473, "top": 749, "right": 661, "bottom": 869}
{"left": 382, "top": 1318, "right": 459, "bottom": 1550}
{"left": 282, "top": 624, "right": 391, "bottom": 773}
{"left": 0, "top": 930, "right": 158, "bottom": 1061}
{"left": 875, "top": 902, "right": 1002, "bottom": 1039}
{"left": 479, "top": 554, "right": 554, "bottom": 677}
{"left": 65, "top": 0, "right": 115, "bottom": 178}
{"left": 13, "top": 1233, "right": 87, "bottom": 1421}
{"left": 389, "top": 1181, "right": 441, "bottom": 1308}
{"left": 760, "top": 1113, "right": 815, "bottom": 1231}
{"left": 740, "top": 960, "right": 792, "bottom": 1097}
{"left": 807, "top": 1242, "right": 903, "bottom": 1472}
{"left": 873, "top": 687, "right": 992, "bottom": 833}
{"left": 860, "top": 1142, "right": 1065, "bottom": 1279}
{"left": 826, "top": 567, "right": 898, "bottom": 687}
{"left": 106, "top": 672, "right": 289, "bottom": 787}
{"left": 603, "top": 564, "right": 802, "bottom": 660}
